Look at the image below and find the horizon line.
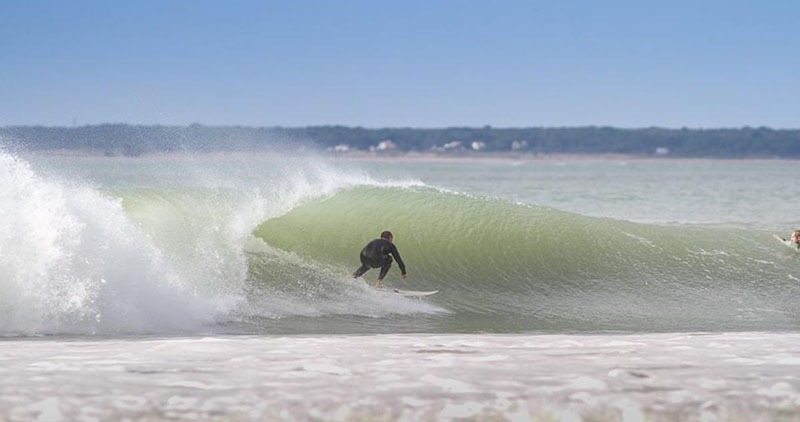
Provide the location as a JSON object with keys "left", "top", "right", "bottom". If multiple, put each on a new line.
{"left": 2, "top": 123, "right": 797, "bottom": 131}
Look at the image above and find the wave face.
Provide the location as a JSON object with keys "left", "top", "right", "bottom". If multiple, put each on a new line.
{"left": 3, "top": 150, "right": 800, "bottom": 335}
{"left": 255, "top": 186, "right": 800, "bottom": 332}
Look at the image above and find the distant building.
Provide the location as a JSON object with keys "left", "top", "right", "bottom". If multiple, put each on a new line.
{"left": 511, "top": 140, "right": 528, "bottom": 151}
{"left": 443, "top": 141, "right": 463, "bottom": 151}
{"left": 655, "top": 147, "right": 670, "bottom": 156}
{"left": 333, "top": 144, "right": 350, "bottom": 153}
{"left": 471, "top": 141, "right": 486, "bottom": 151}
{"left": 375, "top": 140, "right": 398, "bottom": 151}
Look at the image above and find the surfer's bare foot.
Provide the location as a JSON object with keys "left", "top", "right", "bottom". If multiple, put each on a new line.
{"left": 375, "top": 280, "right": 384, "bottom": 288}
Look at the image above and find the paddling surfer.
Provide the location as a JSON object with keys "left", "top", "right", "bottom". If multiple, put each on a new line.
{"left": 775, "top": 230, "right": 800, "bottom": 250}
{"left": 352, "top": 231, "right": 407, "bottom": 288}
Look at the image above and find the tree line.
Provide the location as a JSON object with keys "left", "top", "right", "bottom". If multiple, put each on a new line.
{"left": 1, "top": 124, "right": 799, "bottom": 158}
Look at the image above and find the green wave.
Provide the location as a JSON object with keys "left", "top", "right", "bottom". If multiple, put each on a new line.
{"left": 254, "top": 185, "right": 800, "bottom": 330}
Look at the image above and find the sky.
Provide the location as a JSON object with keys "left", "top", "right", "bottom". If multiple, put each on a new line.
{"left": 1, "top": 0, "right": 798, "bottom": 128}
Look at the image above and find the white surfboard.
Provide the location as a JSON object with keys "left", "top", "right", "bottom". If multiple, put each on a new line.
{"left": 774, "top": 234, "right": 799, "bottom": 250}
{"left": 393, "top": 289, "right": 439, "bottom": 297}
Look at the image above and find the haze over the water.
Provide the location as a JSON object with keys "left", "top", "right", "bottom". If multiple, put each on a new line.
{"left": 1, "top": 1, "right": 798, "bottom": 129}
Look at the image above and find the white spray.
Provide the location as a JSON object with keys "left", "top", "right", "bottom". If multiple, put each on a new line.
{"left": 0, "top": 152, "right": 215, "bottom": 334}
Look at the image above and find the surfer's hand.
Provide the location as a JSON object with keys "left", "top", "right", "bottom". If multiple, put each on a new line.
{"left": 402, "top": 274, "right": 408, "bottom": 280}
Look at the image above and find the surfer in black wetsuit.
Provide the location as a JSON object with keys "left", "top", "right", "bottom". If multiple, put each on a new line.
{"left": 352, "top": 231, "right": 407, "bottom": 288}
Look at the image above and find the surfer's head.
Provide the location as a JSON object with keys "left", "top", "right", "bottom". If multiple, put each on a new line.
{"left": 380, "top": 230, "right": 393, "bottom": 242}
{"left": 792, "top": 230, "right": 800, "bottom": 243}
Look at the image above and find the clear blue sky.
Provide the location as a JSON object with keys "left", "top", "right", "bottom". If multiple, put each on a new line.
{"left": 1, "top": 0, "right": 798, "bottom": 128}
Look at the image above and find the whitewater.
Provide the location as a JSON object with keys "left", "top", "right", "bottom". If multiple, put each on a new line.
{"left": 3, "top": 149, "right": 800, "bottom": 421}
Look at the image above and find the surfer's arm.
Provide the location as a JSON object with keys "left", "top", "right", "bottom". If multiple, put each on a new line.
{"left": 774, "top": 234, "right": 796, "bottom": 248}
{"left": 390, "top": 245, "right": 407, "bottom": 276}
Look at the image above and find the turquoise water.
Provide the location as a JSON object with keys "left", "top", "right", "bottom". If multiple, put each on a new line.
{"left": 3, "top": 151, "right": 800, "bottom": 335}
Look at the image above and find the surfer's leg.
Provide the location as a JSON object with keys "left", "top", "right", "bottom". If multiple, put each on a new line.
{"left": 352, "top": 265, "right": 370, "bottom": 278}
{"left": 353, "top": 253, "right": 374, "bottom": 278}
{"left": 377, "top": 256, "right": 393, "bottom": 281}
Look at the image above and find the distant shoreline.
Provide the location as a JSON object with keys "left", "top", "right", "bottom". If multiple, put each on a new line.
{"left": 5, "top": 124, "right": 800, "bottom": 158}
{"left": 23, "top": 148, "right": 800, "bottom": 163}
{"left": 329, "top": 151, "right": 800, "bottom": 164}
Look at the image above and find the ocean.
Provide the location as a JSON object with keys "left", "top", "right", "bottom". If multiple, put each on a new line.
{"left": 2, "top": 150, "right": 800, "bottom": 421}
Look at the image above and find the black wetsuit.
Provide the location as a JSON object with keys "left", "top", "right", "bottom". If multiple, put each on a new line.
{"left": 352, "top": 238, "right": 406, "bottom": 280}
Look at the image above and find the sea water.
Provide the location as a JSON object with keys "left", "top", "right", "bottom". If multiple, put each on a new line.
{"left": 2, "top": 150, "right": 800, "bottom": 421}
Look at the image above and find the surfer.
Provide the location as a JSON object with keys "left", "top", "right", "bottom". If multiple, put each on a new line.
{"left": 775, "top": 230, "right": 800, "bottom": 250}
{"left": 352, "top": 231, "right": 407, "bottom": 288}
